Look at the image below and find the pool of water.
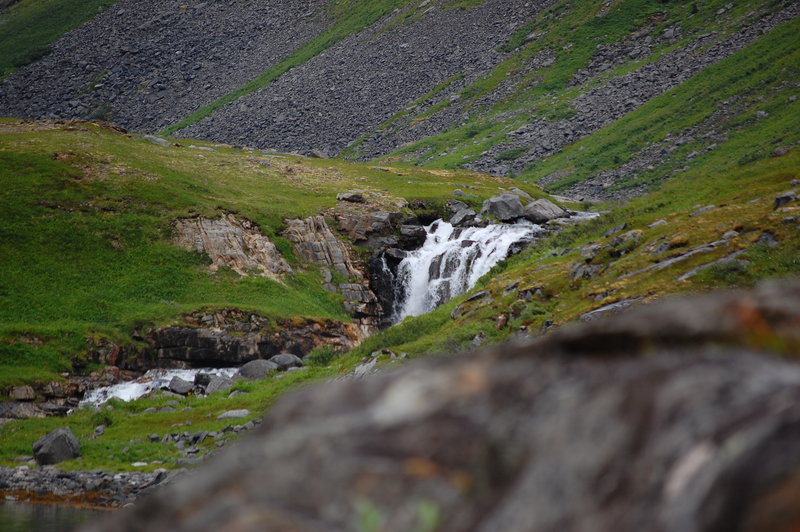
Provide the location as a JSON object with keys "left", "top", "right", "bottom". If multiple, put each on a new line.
{"left": 0, "top": 501, "right": 106, "bottom": 532}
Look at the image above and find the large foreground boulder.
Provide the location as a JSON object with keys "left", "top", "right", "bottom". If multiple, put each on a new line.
{"left": 83, "top": 280, "right": 800, "bottom": 532}
{"left": 33, "top": 427, "right": 80, "bottom": 465}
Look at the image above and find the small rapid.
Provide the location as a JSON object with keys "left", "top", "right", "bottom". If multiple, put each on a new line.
{"left": 392, "top": 220, "right": 542, "bottom": 321}
{"left": 80, "top": 367, "right": 238, "bottom": 406}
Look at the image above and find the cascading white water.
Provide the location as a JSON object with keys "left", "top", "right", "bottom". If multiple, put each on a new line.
{"left": 393, "top": 220, "right": 542, "bottom": 321}
{"left": 79, "top": 367, "right": 239, "bottom": 406}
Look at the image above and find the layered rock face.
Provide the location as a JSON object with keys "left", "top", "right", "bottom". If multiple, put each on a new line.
{"left": 173, "top": 215, "right": 292, "bottom": 278}
{"left": 82, "top": 279, "right": 800, "bottom": 532}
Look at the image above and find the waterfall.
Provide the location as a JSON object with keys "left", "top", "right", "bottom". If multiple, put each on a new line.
{"left": 393, "top": 220, "right": 542, "bottom": 321}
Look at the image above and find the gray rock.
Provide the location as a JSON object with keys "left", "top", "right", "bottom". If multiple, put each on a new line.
{"left": 689, "top": 205, "right": 716, "bottom": 217}
{"left": 774, "top": 190, "right": 797, "bottom": 210}
{"left": 268, "top": 353, "right": 303, "bottom": 371}
{"left": 33, "top": 427, "right": 80, "bottom": 465}
{"left": 452, "top": 189, "right": 466, "bottom": 197}
{"left": 236, "top": 360, "right": 278, "bottom": 380}
{"left": 481, "top": 193, "right": 525, "bottom": 221}
{"left": 216, "top": 409, "right": 250, "bottom": 420}
{"left": 649, "top": 219, "right": 668, "bottom": 228}
{"left": 9, "top": 386, "right": 35, "bottom": 401}
{"left": 168, "top": 377, "right": 193, "bottom": 395}
{"left": 336, "top": 191, "right": 365, "bottom": 203}
{"left": 522, "top": 198, "right": 568, "bottom": 223}
{"left": 449, "top": 208, "right": 477, "bottom": 226}
{"left": 205, "top": 376, "right": 234, "bottom": 395}
{"left": 142, "top": 135, "right": 170, "bottom": 148}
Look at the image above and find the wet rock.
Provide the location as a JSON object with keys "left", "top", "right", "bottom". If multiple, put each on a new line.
{"left": 236, "top": 359, "right": 278, "bottom": 380}
{"left": 173, "top": 214, "right": 292, "bottom": 278}
{"left": 774, "top": 190, "right": 797, "bottom": 210}
{"left": 522, "top": 198, "right": 569, "bottom": 223}
{"left": 33, "top": 427, "right": 80, "bottom": 465}
{"left": 168, "top": 377, "right": 193, "bottom": 395}
{"left": 9, "top": 386, "right": 35, "bottom": 401}
{"left": 465, "top": 290, "right": 489, "bottom": 302}
{"left": 268, "top": 353, "right": 303, "bottom": 371}
{"left": 481, "top": 193, "right": 524, "bottom": 222}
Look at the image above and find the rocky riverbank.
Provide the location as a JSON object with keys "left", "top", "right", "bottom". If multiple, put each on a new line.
{"left": 0, "top": 466, "right": 177, "bottom": 508}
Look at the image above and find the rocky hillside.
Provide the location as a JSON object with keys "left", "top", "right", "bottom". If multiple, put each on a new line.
{"left": 1, "top": 0, "right": 798, "bottom": 178}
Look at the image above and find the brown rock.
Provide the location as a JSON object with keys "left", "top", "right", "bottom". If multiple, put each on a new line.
{"left": 173, "top": 214, "right": 292, "bottom": 278}
{"left": 9, "top": 385, "right": 35, "bottom": 401}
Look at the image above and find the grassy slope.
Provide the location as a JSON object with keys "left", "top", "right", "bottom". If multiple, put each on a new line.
{"left": 0, "top": 121, "right": 542, "bottom": 390}
{"left": 0, "top": 0, "right": 117, "bottom": 79}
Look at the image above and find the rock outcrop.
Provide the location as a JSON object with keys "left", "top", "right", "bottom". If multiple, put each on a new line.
{"left": 144, "top": 309, "right": 362, "bottom": 368}
{"left": 81, "top": 279, "right": 800, "bottom": 532}
{"left": 173, "top": 214, "right": 291, "bottom": 278}
{"left": 283, "top": 215, "right": 362, "bottom": 280}
{"left": 33, "top": 427, "right": 80, "bottom": 465}
{"left": 284, "top": 215, "right": 383, "bottom": 330}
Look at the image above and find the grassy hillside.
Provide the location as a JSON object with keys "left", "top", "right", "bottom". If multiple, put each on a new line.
{"left": 0, "top": 0, "right": 117, "bottom": 79}
{"left": 0, "top": 120, "right": 539, "bottom": 389}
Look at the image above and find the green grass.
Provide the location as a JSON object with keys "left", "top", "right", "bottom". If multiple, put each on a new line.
{"left": 0, "top": 0, "right": 117, "bottom": 79}
{"left": 0, "top": 120, "right": 542, "bottom": 389}
{"left": 162, "top": 0, "right": 415, "bottom": 136}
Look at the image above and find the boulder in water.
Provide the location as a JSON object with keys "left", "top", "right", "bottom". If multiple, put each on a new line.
{"left": 168, "top": 376, "right": 193, "bottom": 395}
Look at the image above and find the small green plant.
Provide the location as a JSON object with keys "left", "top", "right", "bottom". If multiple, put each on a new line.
{"left": 307, "top": 345, "right": 339, "bottom": 366}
